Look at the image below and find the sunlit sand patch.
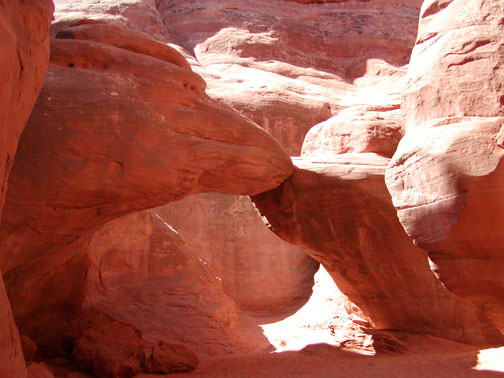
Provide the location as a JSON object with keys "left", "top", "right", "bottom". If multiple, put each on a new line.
{"left": 473, "top": 347, "right": 504, "bottom": 373}
{"left": 259, "top": 266, "right": 372, "bottom": 354}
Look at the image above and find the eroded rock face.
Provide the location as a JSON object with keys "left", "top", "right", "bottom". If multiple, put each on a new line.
{"left": 0, "top": 0, "right": 53, "bottom": 215}
{"left": 157, "top": 194, "right": 319, "bottom": 315}
{"left": 0, "top": 2, "right": 53, "bottom": 376}
{"left": 69, "top": 309, "right": 145, "bottom": 378}
{"left": 0, "top": 22, "right": 292, "bottom": 274}
{"left": 4, "top": 208, "right": 270, "bottom": 358}
{"left": 385, "top": 0, "right": 504, "bottom": 332}
{"left": 83, "top": 210, "right": 255, "bottom": 357}
{"left": 252, "top": 156, "right": 504, "bottom": 344}
{"left": 301, "top": 104, "right": 403, "bottom": 158}
{"left": 158, "top": 0, "right": 422, "bottom": 153}
{"left": 146, "top": 342, "right": 198, "bottom": 374}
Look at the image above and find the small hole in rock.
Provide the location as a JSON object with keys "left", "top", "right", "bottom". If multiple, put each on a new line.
{"left": 68, "top": 63, "right": 74, "bottom": 68}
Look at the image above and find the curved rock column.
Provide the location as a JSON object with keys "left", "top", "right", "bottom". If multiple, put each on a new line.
{"left": 385, "top": 0, "right": 504, "bottom": 333}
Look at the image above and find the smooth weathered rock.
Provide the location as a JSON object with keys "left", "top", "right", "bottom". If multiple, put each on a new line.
{"left": 157, "top": 0, "right": 421, "bottom": 153}
{"left": 0, "top": 0, "right": 53, "bottom": 215}
{"left": 70, "top": 309, "right": 145, "bottom": 378}
{"left": 0, "top": 22, "right": 292, "bottom": 274}
{"left": 302, "top": 104, "right": 403, "bottom": 158}
{"left": 385, "top": 0, "right": 504, "bottom": 333}
{"left": 252, "top": 156, "right": 504, "bottom": 344}
{"left": 157, "top": 194, "right": 319, "bottom": 315}
{"left": 146, "top": 342, "right": 198, "bottom": 374}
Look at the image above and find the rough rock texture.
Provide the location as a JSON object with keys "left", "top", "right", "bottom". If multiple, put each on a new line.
{"left": 4, "top": 208, "right": 270, "bottom": 358}
{"left": 0, "top": 272, "right": 27, "bottom": 378}
{"left": 0, "top": 4, "right": 295, "bottom": 367}
{"left": 69, "top": 309, "right": 145, "bottom": 378}
{"left": 83, "top": 210, "right": 262, "bottom": 357}
{"left": 0, "top": 22, "right": 292, "bottom": 274}
{"left": 157, "top": 0, "right": 422, "bottom": 154}
{"left": 0, "top": 0, "right": 53, "bottom": 215}
{"left": 252, "top": 156, "right": 504, "bottom": 344}
{"left": 0, "top": 3, "right": 53, "bottom": 374}
{"left": 157, "top": 194, "right": 319, "bottom": 315}
{"left": 302, "top": 104, "right": 403, "bottom": 158}
{"left": 385, "top": 0, "right": 504, "bottom": 333}
{"left": 146, "top": 342, "right": 198, "bottom": 374}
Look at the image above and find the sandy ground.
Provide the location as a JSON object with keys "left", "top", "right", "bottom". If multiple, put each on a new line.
{"left": 140, "top": 345, "right": 504, "bottom": 378}
{"left": 137, "top": 267, "right": 504, "bottom": 378}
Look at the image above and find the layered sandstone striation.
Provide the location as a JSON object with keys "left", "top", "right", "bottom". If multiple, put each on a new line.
{"left": 302, "top": 104, "right": 403, "bottom": 158}
{"left": 157, "top": 0, "right": 422, "bottom": 154}
{"left": 385, "top": 0, "right": 504, "bottom": 332}
{"left": 157, "top": 194, "right": 319, "bottom": 315}
{"left": 83, "top": 210, "right": 261, "bottom": 357}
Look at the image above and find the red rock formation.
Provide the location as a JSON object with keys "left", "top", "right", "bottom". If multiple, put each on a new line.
{"left": 0, "top": 0, "right": 53, "bottom": 215}
{"left": 0, "top": 22, "right": 293, "bottom": 274}
{"left": 69, "top": 309, "right": 146, "bottom": 378}
{"left": 146, "top": 342, "right": 198, "bottom": 374}
{"left": 0, "top": 2, "right": 53, "bottom": 376}
{"left": 157, "top": 0, "right": 422, "bottom": 153}
{"left": 252, "top": 155, "right": 504, "bottom": 344}
{"left": 157, "top": 194, "right": 319, "bottom": 315}
{"left": 0, "top": 273, "right": 28, "bottom": 378}
{"left": 0, "top": 18, "right": 292, "bottom": 365}
{"left": 4, "top": 207, "right": 271, "bottom": 358}
{"left": 83, "top": 210, "right": 260, "bottom": 357}
{"left": 26, "top": 363, "right": 54, "bottom": 378}
{"left": 385, "top": 0, "right": 504, "bottom": 332}
{"left": 302, "top": 104, "right": 403, "bottom": 158}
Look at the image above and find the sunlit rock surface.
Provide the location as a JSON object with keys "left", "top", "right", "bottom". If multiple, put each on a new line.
{"left": 385, "top": 0, "right": 504, "bottom": 333}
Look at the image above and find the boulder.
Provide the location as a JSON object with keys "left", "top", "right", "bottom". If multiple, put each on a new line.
{"left": 252, "top": 155, "right": 504, "bottom": 344}
{"left": 385, "top": 0, "right": 504, "bottom": 332}
{"left": 70, "top": 309, "right": 145, "bottom": 378}
{"left": 145, "top": 342, "right": 198, "bottom": 374}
